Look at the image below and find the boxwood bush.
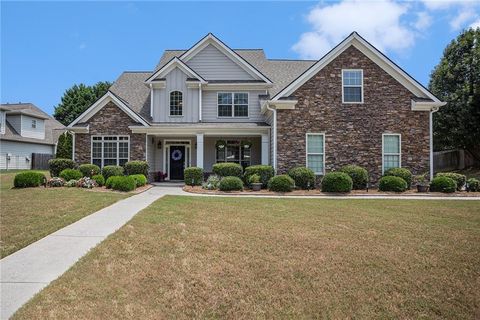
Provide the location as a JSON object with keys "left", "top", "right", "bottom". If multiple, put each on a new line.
{"left": 467, "top": 178, "right": 480, "bottom": 192}
{"left": 321, "top": 172, "right": 353, "bottom": 193}
{"left": 59, "top": 169, "right": 82, "bottom": 181}
{"left": 48, "top": 158, "right": 76, "bottom": 177}
{"left": 78, "top": 164, "right": 101, "bottom": 177}
{"left": 92, "top": 174, "right": 105, "bottom": 187}
{"left": 184, "top": 167, "right": 204, "bottom": 186}
{"left": 436, "top": 172, "right": 466, "bottom": 190}
{"left": 14, "top": 171, "right": 46, "bottom": 188}
{"left": 129, "top": 174, "right": 147, "bottom": 187}
{"left": 102, "top": 165, "right": 124, "bottom": 180}
{"left": 340, "top": 165, "right": 368, "bottom": 190}
{"left": 219, "top": 176, "right": 244, "bottom": 191}
{"left": 268, "top": 175, "right": 295, "bottom": 192}
{"left": 378, "top": 176, "right": 408, "bottom": 192}
{"left": 110, "top": 176, "right": 136, "bottom": 192}
{"left": 430, "top": 176, "right": 457, "bottom": 193}
{"left": 244, "top": 165, "right": 275, "bottom": 188}
{"left": 124, "top": 160, "right": 149, "bottom": 177}
{"left": 384, "top": 168, "right": 413, "bottom": 188}
{"left": 105, "top": 176, "right": 119, "bottom": 189}
{"left": 288, "top": 167, "right": 315, "bottom": 190}
{"left": 212, "top": 163, "right": 243, "bottom": 178}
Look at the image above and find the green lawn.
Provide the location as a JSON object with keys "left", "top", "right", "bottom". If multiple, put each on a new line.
{"left": 14, "top": 196, "right": 480, "bottom": 319}
{"left": 0, "top": 171, "right": 128, "bottom": 257}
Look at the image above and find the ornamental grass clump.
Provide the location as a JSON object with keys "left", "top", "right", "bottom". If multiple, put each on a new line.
{"left": 321, "top": 172, "right": 353, "bottom": 193}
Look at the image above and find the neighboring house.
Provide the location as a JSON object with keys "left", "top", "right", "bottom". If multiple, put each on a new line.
{"left": 68, "top": 32, "right": 445, "bottom": 182}
{"left": 0, "top": 103, "right": 65, "bottom": 170}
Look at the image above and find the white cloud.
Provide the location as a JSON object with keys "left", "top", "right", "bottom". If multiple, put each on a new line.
{"left": 422, "top": 0, "right": 461, "bottom": 10}
{"left": 470, "top": 19, "right": 480, "bottom": 29}
{"left": 450, "top": 8, "right": 476, "bottom": 30}
{"left": 413, "top": 11, "right": 433, "bottom": 30}
{"left": 292, "top": 0, "right": 415, "bottom": 59}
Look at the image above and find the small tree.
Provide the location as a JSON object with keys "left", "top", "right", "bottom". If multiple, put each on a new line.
{"left": 56, "top": 132, "right": 73, "bottom": 159}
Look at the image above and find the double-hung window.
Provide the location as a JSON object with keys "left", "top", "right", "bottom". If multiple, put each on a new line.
{"left": 217, "top": 92, "right": 248, "bottom": 117}
{"left": 92, "top": 136, "right": 129, "bottom": 167}
{"left": 169, "top": 91, "right": 183, "bottom": 116}
{"left": 342, "top": 69, "right": 363, "bottom": 103}
{"left": 306, "top": 133, "right": 325, "bottom": 175}
{"left": 382, "top": 134, "right": 401, "bottom": 173}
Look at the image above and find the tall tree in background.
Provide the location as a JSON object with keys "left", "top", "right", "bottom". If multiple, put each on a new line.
{"left": 53, "top": 81, "right": 111, "bottom": 125}
{"left": 56, "top": 132, "right": 73, "bottom": 159}
{"left": 429, "top": 28, "right": 480, "bottom": 157}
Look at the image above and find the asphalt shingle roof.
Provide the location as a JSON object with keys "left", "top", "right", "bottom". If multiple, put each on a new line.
{"left": 0, "top": 103, "right": 65, "bottom": 145}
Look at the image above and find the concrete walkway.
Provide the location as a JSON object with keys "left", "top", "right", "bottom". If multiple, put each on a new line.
{"left": 1, "top": 186, "right": 478, "bottom": 318}
{"left": 0, "top": 185, "right": 184, "bottom": 319}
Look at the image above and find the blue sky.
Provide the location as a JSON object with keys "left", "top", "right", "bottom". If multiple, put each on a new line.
{"left": 2, "top": 1, "right": 479, "bottom": 116}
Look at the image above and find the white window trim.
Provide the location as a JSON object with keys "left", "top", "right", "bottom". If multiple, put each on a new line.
{"left": 169, "top": 90, "right": 184, "bottom": 117}
{"left": 162, "top": 139, "right": 192, "bottom": 181}
{"left": 217, "top": 92, "right": 249, "bottom": 118}
{"left": 342, "top": 69, "right": 364, "bottom": 104}
{"left": 215, "top": 139, "right": 252, "bottom": 167}
{"left": 306, "top": 133, "right": 325, "bottom": 175}
{"left": 382, "top": 133, "right": 401, "bottom": 174}
{"left": 90, "top": 135, "right": 130, "bottom": 167}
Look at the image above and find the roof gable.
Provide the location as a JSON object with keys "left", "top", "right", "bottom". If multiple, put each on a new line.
{"left": 272, "top": 32, "right": 442, "bottom": 104}
{"left": 145, "top": 57, "right": 206, "bottom": 83}
{"left": 179, "top": 33, "right": 272, "bottom": 83}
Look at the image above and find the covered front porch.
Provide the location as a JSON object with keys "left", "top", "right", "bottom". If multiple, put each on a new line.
{"left": 134, "top": 123, "right": 270, "bottom": 181}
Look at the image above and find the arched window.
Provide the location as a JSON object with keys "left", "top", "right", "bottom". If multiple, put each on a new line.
{"left": 170, "top": 91, "right": 183, "bottom": 116}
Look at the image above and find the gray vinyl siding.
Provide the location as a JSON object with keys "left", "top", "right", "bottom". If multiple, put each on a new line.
{"left": 6, "top": 115, "right": 22, "bottom": 134}
{"left": 21, "top": 115, "right": 45, "bottom": 139}
{"left": 0, "top": 140, "right": 54, "bottom": 169}
{"left": 186, "top": 44, "right": 255, "bottom": 81}
{"left": 202, "top": 90, "right": 265, "bottom": 122}
{"left": 152, "top": 67, "right": 199, "bottom": 123}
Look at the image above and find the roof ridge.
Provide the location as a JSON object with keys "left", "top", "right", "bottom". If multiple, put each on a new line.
{"left": 268, "top": 58, "right": 317, "bottom": 62}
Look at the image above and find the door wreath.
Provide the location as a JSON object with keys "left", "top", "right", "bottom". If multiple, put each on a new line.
{"left": 171, "top": 149, "right": 183, "bottom": 161}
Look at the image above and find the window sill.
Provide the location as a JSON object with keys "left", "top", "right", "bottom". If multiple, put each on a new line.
{"left": 169, "top": 115, "right": 184, "bottom": 118}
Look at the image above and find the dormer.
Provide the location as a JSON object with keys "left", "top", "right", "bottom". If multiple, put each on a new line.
{"left": 5, "top": 110, "right": 48, "bottom": 139}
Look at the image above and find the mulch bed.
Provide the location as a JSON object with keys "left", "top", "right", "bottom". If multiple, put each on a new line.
{"left": 36, "top": 184, "right": 153, "bottom": 194}
{"left": 183, "top": 186, "right": 480, "bottom": 197}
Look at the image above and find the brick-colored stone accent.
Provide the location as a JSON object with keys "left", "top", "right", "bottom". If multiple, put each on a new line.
{"left": 276, "top": 46, "right": 430, "bottom": 184}
{"left": 74, "top": 102, "right": 146, "bottom": 164}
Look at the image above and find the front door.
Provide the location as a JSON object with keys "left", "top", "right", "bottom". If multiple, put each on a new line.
{"left": 169, "top": 146, "right": 185, "bottom": 180}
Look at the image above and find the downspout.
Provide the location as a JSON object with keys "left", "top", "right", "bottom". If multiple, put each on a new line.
{"left": 429, "top": 106, "right": 439, "bottom": 180}
{"left": 266, "top": 103, "right": 277, "bottom": 172}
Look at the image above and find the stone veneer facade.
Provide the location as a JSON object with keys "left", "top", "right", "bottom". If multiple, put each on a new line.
{"left": 276, "top": 46, "right": 430, "bottom": 183}
{"left": 74, "top": 102, "right": 146, "bottom": 164}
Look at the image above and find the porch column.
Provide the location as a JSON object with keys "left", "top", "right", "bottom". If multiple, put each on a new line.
{"left": 261, "top": 134, "right": 269, "bottom": 165}
{"left": 196, "top": 133, "right": 204, "bottom": 169}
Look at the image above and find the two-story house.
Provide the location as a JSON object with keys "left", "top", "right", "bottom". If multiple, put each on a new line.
{"left": 68, "top": 32, "right": 445, "bottom": 182}
{"left": 0, "top": 103, "right": 65, "bottom": 170}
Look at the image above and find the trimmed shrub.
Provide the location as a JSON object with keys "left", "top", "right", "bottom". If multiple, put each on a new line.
{"left": 340, "top": 165, "right": 368, "bottom": 190}
{"left": 47, "top": 177, "right": 65, "bottom": 187}
{"left": 77, "top": 177, "right": 98, "bottom": 189}
{"left": 467, "top": 178, "right": 480, "bottom": 192}
{"left": 78, "top": 164, "right": 101, "bottom": 177}
{"left": 105, "top": 176, "right": 120, "bottom": 189}
{"left": 268, "top": 175, "right": 295, "bottom": 192}
{"left": 130, "top": 174, "right": 147, "bottom": 187}
{"left": 184, "top": 167, "right": 204, "bottom": 186}
{"left": 378, "top": 176, "right": 408, "bottom": 192}
{"left": 124, "top": 160, "right": 149, "bottom": 177}
{"left": 48, "top": 158, "right": 76, "bottom": 177}
{"left": 92, "top": 174, "right": 105, "bottom": 187}
{"left": 436, "top": 172, "right": 466, "bottom": 190}
{"left": 65, "top": 179, "right": 78, "bottom": 187}
{"left": 212, "top": 163, "right": 243, "bottom": 178}
{"left": 248, "top": 174, "right": 261, "bottom": 184}
{"left": 203, "top": 174, "right": 221, "bottom": 190}
{"left": 288, "top": 167, "right": 315, "bottom": 190}
{"left": 59, "top": 169, "right": 82, "bottom": 181}
{"left": 430, "top": 176, "right": 457, "bottom": 193}
{"left": 244, "top": 165, "right": 275, "bottom": 188}
{"left": 102, "top": 165, "right": 124, "bottom": 180}
{"left": 14, "top": 171, "right": 46, "bottom": 188}
{"left": 321, "top": 172, "right": 353, "bottom": 193}
{"left": 384, "top": 168, "right": 413, "bottom": 188}
{"left": 110, "top": 176, "right": 136, "bottom": 192}
{"left": 219, "top": 176, "right": 244, "bottom": 191}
